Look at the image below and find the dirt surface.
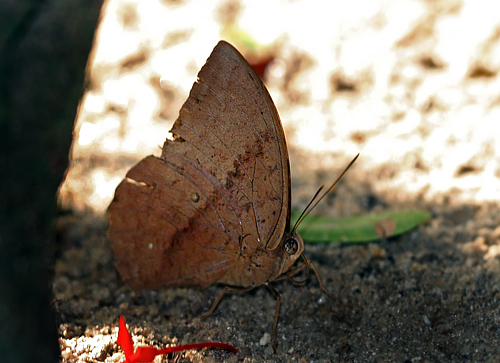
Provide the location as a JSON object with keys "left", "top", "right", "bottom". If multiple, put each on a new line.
{"left": 55, "top": 0, "right": 500, "bottom": 361}
{"left": 55, "top": 201, "right": 500, "bottom": 362}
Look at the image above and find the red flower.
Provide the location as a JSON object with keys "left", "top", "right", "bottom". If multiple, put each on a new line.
{"left": 117, "top": 316, "right": 237, "bottom": 363}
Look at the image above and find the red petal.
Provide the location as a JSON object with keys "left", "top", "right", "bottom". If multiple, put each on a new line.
{"left": 129, "top": 346, "right": 159, "bottom": 363}
{"left": 117, "top": 316, "right": 237, "bottom": 362}
{"left": 157, "top": 342, "right": 238, "bottom": 354}
{"left": 117, "top": 316, "right": 135, "bottom": 358}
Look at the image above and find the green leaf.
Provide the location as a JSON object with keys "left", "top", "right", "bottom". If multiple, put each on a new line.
{"left": 291, "top": 210, "right": 431, "bottom": 244}
{"left": 220, "top": 25, "right": 261, "bottom": 53}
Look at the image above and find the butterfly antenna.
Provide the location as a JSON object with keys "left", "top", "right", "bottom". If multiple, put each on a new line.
{"left": 291, "top": 154, "right": 359, "bottom": 233}
{"left": 291, "top": 186, "right": 324, "bottom": 233}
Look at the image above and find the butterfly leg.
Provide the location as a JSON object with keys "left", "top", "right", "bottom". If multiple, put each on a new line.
{"left": 265, "top": 283, "right": 281, "bottom": 353}
{"left": 200, "top": 286, "right": 230, "bottom": 319}
{"left": 310, "top": 261, "right": 334, "bottom": 299}
{"left": 201, "top": 285, "right": 254, "bottom": 319}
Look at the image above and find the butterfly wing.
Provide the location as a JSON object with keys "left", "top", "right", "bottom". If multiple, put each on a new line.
{"left": 107, "top": 41, "right": 291, "bottom": 289}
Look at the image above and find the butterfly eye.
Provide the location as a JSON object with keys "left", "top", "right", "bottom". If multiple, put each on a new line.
{"left": 284, "top": 238, "right": 298, "bottom": 255}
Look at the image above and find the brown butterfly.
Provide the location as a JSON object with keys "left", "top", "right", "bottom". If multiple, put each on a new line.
{"left": 107, "top": 40, "right": 357, "bottom": 352}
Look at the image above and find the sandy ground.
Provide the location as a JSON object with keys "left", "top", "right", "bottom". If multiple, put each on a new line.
{"left": 55, "top": 201, "right": 500, "bottom": 362}
{"left": 56, "top": 0, "right": 500, "bottom": 361}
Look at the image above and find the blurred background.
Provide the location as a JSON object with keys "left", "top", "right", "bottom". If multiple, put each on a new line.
{"left": 59, "top": 0, "right": 500, "bottom": 217}
{"left": 2, "top": 1, "right": 492, "bottom": 361}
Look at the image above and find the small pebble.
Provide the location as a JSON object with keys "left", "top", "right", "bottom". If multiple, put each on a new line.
{"left": 259, "top": 332, "right": 271, "bottom": 346}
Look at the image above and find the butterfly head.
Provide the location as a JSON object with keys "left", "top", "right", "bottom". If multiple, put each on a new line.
{"left": 278, "top": 230, "right": 304, "bottom": 276}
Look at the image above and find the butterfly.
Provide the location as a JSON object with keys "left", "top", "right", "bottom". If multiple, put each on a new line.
{"left": 107, "top": 40, "right": 357, "bottom": 352}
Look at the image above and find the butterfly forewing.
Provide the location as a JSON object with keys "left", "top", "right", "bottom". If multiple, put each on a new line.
{"left": 108, "top": 41, "right": 291, "bottom": 289}
{"left": 169, "top": 41, "right": 290, "bottom": 248}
